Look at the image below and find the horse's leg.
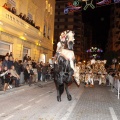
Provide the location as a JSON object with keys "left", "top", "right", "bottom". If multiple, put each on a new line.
{"left": 56, "top": 84, "right": 62, "bottom": 102}
{"left": 65, "top": 82, "right": 72, "bottom": 101}
{"left": 54, "top": 74, "right": 62, "bottom": 102}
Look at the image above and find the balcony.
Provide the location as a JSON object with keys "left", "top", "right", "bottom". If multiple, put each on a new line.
{"left": 0, "top": 7, "right": 42, "bottom": 42}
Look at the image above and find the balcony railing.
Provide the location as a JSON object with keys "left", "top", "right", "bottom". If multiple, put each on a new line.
{"left": 0, "top": 7, "right": 42, "bottom": 42}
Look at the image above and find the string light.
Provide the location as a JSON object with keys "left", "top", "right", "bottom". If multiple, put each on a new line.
{"left": 64, "top": 0, "right": 120, "bottom": 14}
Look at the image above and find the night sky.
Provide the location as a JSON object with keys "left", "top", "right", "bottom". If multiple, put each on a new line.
{"left": 82, "top": 4, "right": 111, "bottom": 52}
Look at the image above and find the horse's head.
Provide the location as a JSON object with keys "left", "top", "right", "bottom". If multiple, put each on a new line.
{"left": 60, "top": 30, "right": 75, "bottom": 50}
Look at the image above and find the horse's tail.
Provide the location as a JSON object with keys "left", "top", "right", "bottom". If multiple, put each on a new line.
{"left": 59, "top": 84, "right": 64, "bottom": 96}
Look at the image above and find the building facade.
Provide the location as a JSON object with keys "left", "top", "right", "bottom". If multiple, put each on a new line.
{"left": 107, "top": 4, "right": 120, "bottom": 53}
{"left": 0, "top": 0, "right": 55, "bottom": 62}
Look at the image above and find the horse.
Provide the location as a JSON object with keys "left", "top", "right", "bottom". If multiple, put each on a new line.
{"left": 54, "top": 30, "right": 80, "bottom": 102}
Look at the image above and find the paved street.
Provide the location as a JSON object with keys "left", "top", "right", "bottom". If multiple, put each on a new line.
{"left": 0, "top": 81, "right": 120, "bottom": 120}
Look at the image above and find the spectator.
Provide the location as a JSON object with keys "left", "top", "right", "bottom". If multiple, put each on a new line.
{"left": 2, "top": 55, "right": 9, "bottom": 68}
{"left": 11, "top": 7, "right": 16, "bottom": 15}
{"left": 9, "top": 52, "right": 13, "bottom": 57}
{"left": 35, "top": 26, "right": 40, "bottom": 30}
{"left": 18, "top": 12, "right": 23, "bottom": 18}
{"left": 26, "top": 17, "right": 30, "bottom": 23}
{"left": 23, "top": 59, "right": 28, "bottom": 70}
{"left": 14, "top": 58, "right": 21, "bottom": 75}
{"left": 29, "top": 64, "right": 34, "bottom": 84}
{"left": 8, "top": 56, "right": 14, "bottom": 69}
{"left": 32, "top": 60, "right": 36, "bottom": 68}
{"left": 42, "top": 63, "right": 48, "bottom": 82}
{"left": 23, "top": 54, "right": 28, "bottom": 62}
{"left": 0, "top": 66, "right": 10, "bottom": 92}
{"left": 24, "top": 65, "right": 34, "bottom": 86}
{"left": 10, "top": 65, "right": 20, "bottom": 87}
{"left": 6, "top": 52, "right": 9, "bottom": 56}
{"left": 0, "top": 60, "right": 3, "bottom": 85}
{"left": 22, "top": 14, "right": 26, "bottom": 21}
{"left": 27, "top": 56, "right": 31, "bottom": 61}
{"left": 0, "top": 60, "right": 3, "bottom": 71}
{"left": 36, "top": 62, "right": 42, "bottom": 81}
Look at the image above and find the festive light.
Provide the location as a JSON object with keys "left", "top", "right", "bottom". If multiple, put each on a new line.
{"left": 64, "top": 0, "right": 120, "bottom": 14}
{"left": 86, "top": 47, "right": 103, "bottom": 53}
{"left": 90, "top": 54, "right": 100, "bottom": 59}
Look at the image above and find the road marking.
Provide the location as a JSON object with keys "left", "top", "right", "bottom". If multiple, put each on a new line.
{"left": 35, "top": 100, "right": 41, "bottom": 103}
{"left": 109, "top": 107, "right": 118, "bottom": 120}
{"left": 14, "top": 89, "right": 24, "bottom": 93}
{"left": 0, "top": 113, "right": 5, "bottom": 117}
{"left": 14, "top": 104, "right": 23, "bottom": 109}
{"left": 35, "top": 95, "right": 49, "bottom": 103}
{"left": 39, "top": 91, "right": 50, "bottom": 97}
{"left": 22, "top": 106, "right": 31, "bottom": 110}
{"left": 60, "top": 88, "right": 84, "bottom": 120}
{"left": 3, "top": 115, "right": 14, "bottom": 120}
{"left": 28, "top": 98, "right": 35, "bottom": 102}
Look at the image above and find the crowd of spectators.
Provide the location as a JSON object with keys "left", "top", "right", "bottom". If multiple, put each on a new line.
{"left": 2, "top": 3, "right": 40, "bottom": 30}
{"left": 0, "top": 53, "right": 53, "bottom": 92}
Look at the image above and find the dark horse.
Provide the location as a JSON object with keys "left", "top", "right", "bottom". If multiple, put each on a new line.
{"left": 54, "top": 30, "right": 76, "bottom": 102}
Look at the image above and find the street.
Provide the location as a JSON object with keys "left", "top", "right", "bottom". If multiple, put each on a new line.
{"left": 0, "top": 81, "right": 120, "bottom": 120}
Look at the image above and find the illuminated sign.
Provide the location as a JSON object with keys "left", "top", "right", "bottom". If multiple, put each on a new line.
{"left": 64, "top": 1, "right": 82, "bottom": 14}
{"left": 96, "top": 0, "right": 120, "bottom": 6}
{"left": 64, "top": 0, "right": 120, "bottom": 14}
{"left": 83, "top": 0, "right": 95, "bottom": 10}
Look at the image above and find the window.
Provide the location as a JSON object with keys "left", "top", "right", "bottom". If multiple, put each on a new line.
{"left": 23, "top": 47, "right": 30, "bottom": 59}
{"left": 0, "top": 41, "right": 12, "bottom": 56}
{"left": 7, "top": 0, "right": 16, "bottom": 8}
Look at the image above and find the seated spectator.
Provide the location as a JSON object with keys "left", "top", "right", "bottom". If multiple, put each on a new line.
{"left": 22, "top": 14, "right": 26, "bottom": 21}
{"left": 11, "top": 7, "right": 16, "bottom": 15}
{"left": 18, "top": 13, "right": 23, "bottom": 18}
{"left": 0, "top": 66, "right": 10, "bottom": 92}
{"left": 10, "top": 65, "right": 20, "bottom": 87}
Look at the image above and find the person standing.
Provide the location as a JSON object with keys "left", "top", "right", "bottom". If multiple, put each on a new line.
{"left": 36, "top": 62, "right": 42, "bottom": 81}
{"left": 2, "top": 55, "right": 9, "bottom": 68}
{"left": 10, "top": 65, "right": 20, "bottom": 87}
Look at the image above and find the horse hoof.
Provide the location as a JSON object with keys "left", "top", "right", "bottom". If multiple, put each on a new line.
{"left": 67, "top": 95, "right": 72, "bottom": 101}
{"left": 57, "top": 96, "right": 61, "bottom": 102}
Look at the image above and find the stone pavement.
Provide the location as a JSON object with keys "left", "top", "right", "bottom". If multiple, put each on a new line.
{"left": 0, "top": 80, "right": 53, "bottom": 95}
{"left": 68, "top": 82, "right": 120, "bottom": 120}
{"left": 0, "top": 80, "right": 120, "bottom": 120}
